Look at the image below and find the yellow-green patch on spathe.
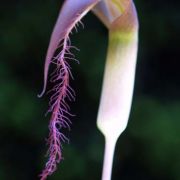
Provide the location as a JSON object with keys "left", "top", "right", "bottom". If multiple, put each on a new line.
{"left": 112, "top": 0, "right": 124, "bottom": 12}
{"left": 109, "top": 29, "right": 137, "bottom": 45}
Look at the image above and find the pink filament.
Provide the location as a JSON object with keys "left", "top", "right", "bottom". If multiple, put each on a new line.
{"left": 38, "top": 1, "right": 99, "bottom": 178}
{"left": 39, "top": 36, "right": 76, "bottom": 180}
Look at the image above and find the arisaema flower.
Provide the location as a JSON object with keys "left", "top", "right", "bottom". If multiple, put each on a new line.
{"left": 38, "top": 0, "right": 139, "bottom": 179}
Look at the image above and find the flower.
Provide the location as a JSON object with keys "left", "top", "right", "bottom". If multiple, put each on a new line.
{"left": 38, "top": 0, "right": 138, "bottom": 179}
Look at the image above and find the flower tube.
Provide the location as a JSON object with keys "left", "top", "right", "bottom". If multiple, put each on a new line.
{"left": 94, "top": 1, "right": 139, "bottom": 180}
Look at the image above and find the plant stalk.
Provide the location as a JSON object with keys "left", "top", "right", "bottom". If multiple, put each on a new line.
{"left": 101, "top": 136, "right": 118, "bottom": 180}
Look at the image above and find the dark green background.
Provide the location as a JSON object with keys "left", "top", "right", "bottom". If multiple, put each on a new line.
{"left": 0, "top": 0, "right": 179, "bottom": 180}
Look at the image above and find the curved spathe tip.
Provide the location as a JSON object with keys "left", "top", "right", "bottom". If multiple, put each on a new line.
{"left": 39, "top": 0, "right": 100, "bottom": 99}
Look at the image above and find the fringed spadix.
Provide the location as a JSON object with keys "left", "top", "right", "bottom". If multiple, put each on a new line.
{"left": 39, "top": 0, "right": 100, "bottom": 179}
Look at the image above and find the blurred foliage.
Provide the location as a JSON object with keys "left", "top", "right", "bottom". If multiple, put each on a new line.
{"left": 0, "top": 0, "right": 180, "bottom": 180}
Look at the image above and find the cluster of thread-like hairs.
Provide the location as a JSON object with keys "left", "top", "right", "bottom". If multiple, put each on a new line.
{"left": 38, "top": 1, "right": 98, "bottom": 177}
{"left": 39, "top": 34, "right": 79, "bottom": 180}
